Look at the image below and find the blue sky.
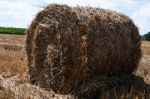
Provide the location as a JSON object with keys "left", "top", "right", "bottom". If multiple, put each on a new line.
{"left": 0, "top": 0, "right": 150, "bottom": 35}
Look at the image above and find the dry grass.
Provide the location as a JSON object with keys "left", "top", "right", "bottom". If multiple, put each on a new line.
{"left": 0, "top": 34, "right": 26, "bottom": 78}
{"left": 0, "top": 50, "right": 26, "bottom": 77}
{"left": 0, "top": 34, "right": 24, "bottom": 44}
{"left": 141, "top": 41, "right": 150, "bottom": 55}
{"left": 136, "top": 41, "right": 150, "bottom": 83}
{"left": 0, "top": 34, "right": 150, "bottom": 98}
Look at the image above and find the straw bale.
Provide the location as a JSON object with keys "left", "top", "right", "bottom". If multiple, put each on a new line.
{"left": 25, "top": 4, "right": 141, "bottom": 95}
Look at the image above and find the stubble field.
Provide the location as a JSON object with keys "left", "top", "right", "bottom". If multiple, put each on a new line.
{"left": 0, "top": 34, "right": 150, "bottom": 98}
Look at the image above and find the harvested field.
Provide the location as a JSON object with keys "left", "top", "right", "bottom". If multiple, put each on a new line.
{"left": 0, "top": 34, "right": 24, "bottom": 44}
{"left": 0, "top": 34, "right": 72, "bottom": 99}
{"left": 0, "top": 34, "right": 150, "bottom": 98}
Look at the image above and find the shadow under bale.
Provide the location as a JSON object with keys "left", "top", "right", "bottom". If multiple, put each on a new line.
{"left": 74, "top": 74, "right": 150, "bottom": 99}
{"left": 25, "top": 4, "right": 142, "bottom": 98}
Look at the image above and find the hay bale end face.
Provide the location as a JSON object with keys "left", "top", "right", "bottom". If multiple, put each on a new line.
{"left": 25, "top": 4, "right": 141, "bottom": 95}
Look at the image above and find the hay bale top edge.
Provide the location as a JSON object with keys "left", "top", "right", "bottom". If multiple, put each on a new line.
{"left": 34, "top": 3, "right": 133, "bottom": 26}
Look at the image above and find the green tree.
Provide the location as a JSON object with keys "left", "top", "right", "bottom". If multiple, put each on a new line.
{"left": 144, "top": 32, "right": 150, "bottom": 41}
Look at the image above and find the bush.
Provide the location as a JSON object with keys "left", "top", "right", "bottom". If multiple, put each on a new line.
{"left": 144, "top": 32, "right": 150, "bottom": 41}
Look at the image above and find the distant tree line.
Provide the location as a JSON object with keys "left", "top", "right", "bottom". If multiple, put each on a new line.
{"left": 142, "top": 32, "right": 150, "bottom": 41}
{"left": 0, "top": 26, "right": 26, "bottom": 35}
{"left": 0, "top": 26, "right": 149, "bottom": 41}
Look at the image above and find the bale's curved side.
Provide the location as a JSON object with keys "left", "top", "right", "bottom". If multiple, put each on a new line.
{"left": 25, "top": 9, "right": 53, "bottom": 84}
{"left": 25, "top": 4, "right": 141, "bottom": 95}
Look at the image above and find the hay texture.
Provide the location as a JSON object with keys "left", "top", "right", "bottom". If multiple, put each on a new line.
{"left": 25, "top": 4, "right": 141, "bottom": 95}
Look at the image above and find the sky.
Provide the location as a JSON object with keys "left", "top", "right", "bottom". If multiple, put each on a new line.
{"left": 0, "top": 0, "right": 150, "bottom": 35}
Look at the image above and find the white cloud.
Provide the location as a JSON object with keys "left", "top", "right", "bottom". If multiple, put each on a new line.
{"left": 0, "top": 0, "right": 40, "bottom": 27}
{"left": 44, "top": 0, "right": 99, "bottom": 7}
{"left": 0, "top": 0, "right": 149, "bottom": 34}
{"left": 134, "top": 3, "right": 150, "bottom": 17}
{"left": 132, "top": 3, "right": 150, "bottom": 34}
{"left": 43, "top": 0, "right": 119, "bottom": 10}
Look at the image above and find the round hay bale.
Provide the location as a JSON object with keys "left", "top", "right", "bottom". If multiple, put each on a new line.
{"left": 25, "top": 4, "right": 141, "bottom": 95}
